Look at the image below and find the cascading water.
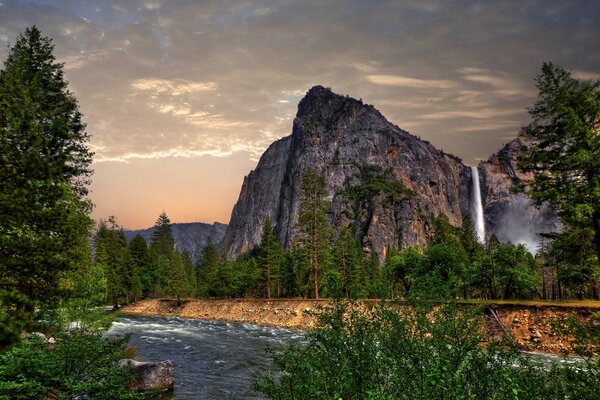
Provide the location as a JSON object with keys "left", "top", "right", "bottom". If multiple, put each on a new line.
{"left": 470, "top": 166, "right": 486, "bottom": 243}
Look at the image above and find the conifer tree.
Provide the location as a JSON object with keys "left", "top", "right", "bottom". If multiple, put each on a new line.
{"left": 294, "top": 170, "right": 332, "bottom": 299}
{"left": 196, "top": 240, "right": 220, "bottom": 297}
{"left": 128, "top": 234, "right": 151, "bottom": 298}
{"left": 147, "top": 211, "right": 175, "bottom": 295}
{"left": 0, "top": 27, "right": 93, "bottom": 332}
{"left": 257, "top": 219, "right": 284, "bottom": 298}
{"left": 334, "top": 227, "right": 364, "bottom": 298}
{"left": 151, "top": 211, "right": 175, "bottom": 257}
{"left": 94, "top": 217, "right": 131, "bottom": 309}
{"left": 518, "top": 63, "right": 600, "bottom": 270}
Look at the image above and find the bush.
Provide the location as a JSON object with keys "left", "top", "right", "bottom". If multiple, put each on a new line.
{"left": 256, "top": 301, "right": 600, "bottom": 399}
{"left": 0, "top": 334, "right": 145, "bottom": 400}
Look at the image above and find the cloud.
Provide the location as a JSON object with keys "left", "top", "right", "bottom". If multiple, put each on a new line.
{"left": 459, "top": 122, "right": 522, "bottom": 132}
{"left": 131, "top": 78, "right": 217, "bottom": 95}
{"left": 366, "top": 74, "right": 457, "bottom": 89}
{"left": 420, "top": 108, "right": 525, "bottom": 120}
{"left": 1, "top": 0, "right": 597, "bottom": 169}
{"left": 572, "top": 70, "right": 600, "bottom": 80}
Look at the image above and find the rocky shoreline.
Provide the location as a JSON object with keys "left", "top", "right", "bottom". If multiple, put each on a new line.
{"left": 122, "top": 299, "right": 599, "bottom": 355}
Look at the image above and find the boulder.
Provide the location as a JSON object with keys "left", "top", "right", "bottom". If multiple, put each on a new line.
{"left": 119, "top": 359, "right": 174, "bottom": 392}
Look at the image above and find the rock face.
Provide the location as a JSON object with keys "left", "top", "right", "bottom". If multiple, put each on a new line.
{"left": 124, "top": 222, "right": 227, "bottom": 262}
{"left": 222, "top": 86, "right": 557, "bottom": 259}
{"left": 222, "top": 86, "right": 471, "bottom": 259}
{"left": 119, "top": 359, "right": 174, "bottom": 392}
{"left": 478, "top": 138, "right": 559, "bottom": 252}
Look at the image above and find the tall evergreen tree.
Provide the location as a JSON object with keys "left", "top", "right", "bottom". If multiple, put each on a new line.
{"left": 334, "top": 227, "right": 365, "bottom": 298}
{"left": 0, "top": 26, "right": 93, "bottom": 336}
{"left": 94, "top": 217, "right": 131, "bottom": 309}
{"left": 151, "top": 211, "right": 175, "bottom": 257}
{"left": 518, "top": 63, "right": 600, "bottom": 270}
{"left": 294, "top": 170, "right": 332, "bottom": 299}
{"left": 128, "top": 234, "right": 151, "bottom": 298}
{"left": 147, "top": 211, "right": 175, "bottom": 296}
{"left": 257, "top": 219, "right": 284, "bottom": 298}
{"left": 196, "top": 240, "right": 220, "bottom": 297}
{"left": 167, "top": 251, "right": 191, "bottom": 305}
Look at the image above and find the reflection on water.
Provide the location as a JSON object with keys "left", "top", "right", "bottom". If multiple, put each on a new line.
{"left": 108, "top": 316, "right": 304, "bottom": 400}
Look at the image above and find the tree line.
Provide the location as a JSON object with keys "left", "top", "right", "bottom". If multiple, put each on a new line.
{"left": 100, "top": 170, "right": 599, "bottom": 305}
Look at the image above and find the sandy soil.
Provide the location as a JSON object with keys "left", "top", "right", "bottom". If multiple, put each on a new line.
{"left": 122, "top": 299, "right": 325, "bottom": 330}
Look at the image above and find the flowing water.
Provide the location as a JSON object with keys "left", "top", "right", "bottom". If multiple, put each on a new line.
{"left": 108, "top": 316, "right": 304, "bottom": 399}
{"left": 470, "top": 166, "right": 486, "bottom": 243}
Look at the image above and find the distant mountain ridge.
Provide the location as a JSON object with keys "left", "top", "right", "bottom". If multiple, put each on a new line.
{"left": 124, "top": 222, "right": 227, "bottom": 262}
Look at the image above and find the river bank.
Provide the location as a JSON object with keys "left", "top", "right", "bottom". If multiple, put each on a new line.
{"left": 122, "top": 299, "right": 600, "bottom": 355}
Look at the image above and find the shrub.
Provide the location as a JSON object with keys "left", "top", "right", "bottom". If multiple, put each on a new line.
{"left": 256, "top": 301, "right": 600, "bottom": 399}
{"left": 0, "top": 334, "right": 145, "bottom": 400}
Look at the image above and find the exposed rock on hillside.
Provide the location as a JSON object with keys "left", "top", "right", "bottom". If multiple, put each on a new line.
{"left": 222, "top": 86, "right": 558, "bottom": 259}
{"left": 124, "top": 222, "right": 227, "bottom": 261}
{"left": 222, "top": 86, "right": 471, "bottom": 259}
{"left": 478, "top": 138, "right": 559, "bottom": 252}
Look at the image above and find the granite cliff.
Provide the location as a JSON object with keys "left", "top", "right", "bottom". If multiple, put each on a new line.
{"left": 478, "top": 138, "right": 559, "bottom": 252}
{"left": 222, "top": 86, "right": 555, "bottom": 259}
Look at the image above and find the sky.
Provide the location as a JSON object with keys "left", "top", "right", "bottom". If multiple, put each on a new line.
{"left": 1, "top": 0, "right": 599, "bottom": 229}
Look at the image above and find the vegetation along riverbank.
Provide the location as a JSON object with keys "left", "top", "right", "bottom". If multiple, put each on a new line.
{"left": 122, "top": 298, "right": 600, "bottom": 355}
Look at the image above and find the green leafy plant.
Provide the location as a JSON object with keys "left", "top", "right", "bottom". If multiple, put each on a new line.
{"left": 0, "top": 334, "right": 146, "bottom": 400}
{"left": 256, "top": 301, "right": 600, "bottom": 399}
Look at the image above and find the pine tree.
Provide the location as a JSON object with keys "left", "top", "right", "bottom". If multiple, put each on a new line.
{"left": 167, "top": 251, "right": 190, "bottom": 306}
{"left": 333, "top": 227, "right": 364, "bottom": 298}
{"left": 151, "top": 211, "right": 175, "bottom": 257}
{"left": 196, "top": 240, "right": 220, "bottom": 297}
{"left": 257, "top": 219, "right": 284, "bottom": 298}
{"left": 294, "top": 170, "right": 332, "bottom": 299}
{"left": 0, "top": 27, "right": 93, "bottom": 332}
{"left": 147, "top": 211, "right": 175, "bottom": 295}
{"left": 128, "top": 234, "right": 150, "bottom": 298}
{"left": 93, "top": 217, "right": 130, "bottom": 309}
{"left": 518, "top": 63, "right": 600, "bottom": 271}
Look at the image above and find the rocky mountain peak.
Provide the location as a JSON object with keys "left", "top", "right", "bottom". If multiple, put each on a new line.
{"left": 221, "top": 86, "right": 556, "bottom": 259}
{"left": 222, "top": 86, "right": 471, "bottom": 259}
{"left": 295, "top": 85, "right": 375, "bottom": 128}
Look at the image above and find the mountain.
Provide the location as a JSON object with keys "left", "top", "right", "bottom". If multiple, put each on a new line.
{"left": 479, "top": 138, "right": 560, "bottom": 252}
{"left": 124, "top": 222, "right": 227, "bottom": 262}
{"left": 222, "top": 86, "right": 470, "bottom": 259}
{"left": 222, "top": 86, "right": 556, "bottom": 259}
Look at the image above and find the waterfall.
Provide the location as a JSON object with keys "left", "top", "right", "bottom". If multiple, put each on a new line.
{"left": 470, "top": 166, "right": 486, "bottom": 243}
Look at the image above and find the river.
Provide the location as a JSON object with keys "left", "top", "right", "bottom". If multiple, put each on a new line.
{"left": 108, "top": 316, "right": 304, "bottom": 399}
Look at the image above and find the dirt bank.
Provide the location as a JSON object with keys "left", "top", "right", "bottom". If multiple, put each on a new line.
{"left": 122, "top": 299, "right": 599, "bottom": 354}
{"left": 122, "top": 299, "right": 323, "bottom": 330}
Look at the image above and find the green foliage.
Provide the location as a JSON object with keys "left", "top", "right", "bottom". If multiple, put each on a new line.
{"left": 256, "top": 301, "right": 600, "bottom": 400}
{"left": 0, "top": 334, "right": 145, "bottom": 400}
{"left": 94, "top": 217, "right": 136, "bottom": 308}
{"left": 343, "top": 164, "right": 414, "bottom": 205}
{"left": 0, "top": 26, "right": 94, "bottom": 344}
{"left": 54, "top": 262, "right": 115, "bottom": 335}
{"left": 0, "top": 290, "right": 34, "bottom": 350}
{"left": 518, "top": 62, "right": 600, "bottom": 272}
{"left": 493, "top": 243, "right": 538, "bottom": 299}
{"left": 294, "top": 170, "right": 333, "bottom": 299}
{"left": 257, "top": 219, "right": 284, "bottom": 298}
{"left": 196, "top": 240, "right": 221, "bottom": 297}
{"left": 546, "top": 227, "right": 600, "bottom": 298}
{"left": 150, "top": 212, "right": 175, "bottom": 258}
{"left": 332, "top": 227, "right": 366, "bottom": 298}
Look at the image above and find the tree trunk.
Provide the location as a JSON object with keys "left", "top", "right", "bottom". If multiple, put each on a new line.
{"left": 593, "top": 210, "right": 600, "bottom": 272}
{"left": 313, "top": 269, "right": 319, "bottom": 299}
